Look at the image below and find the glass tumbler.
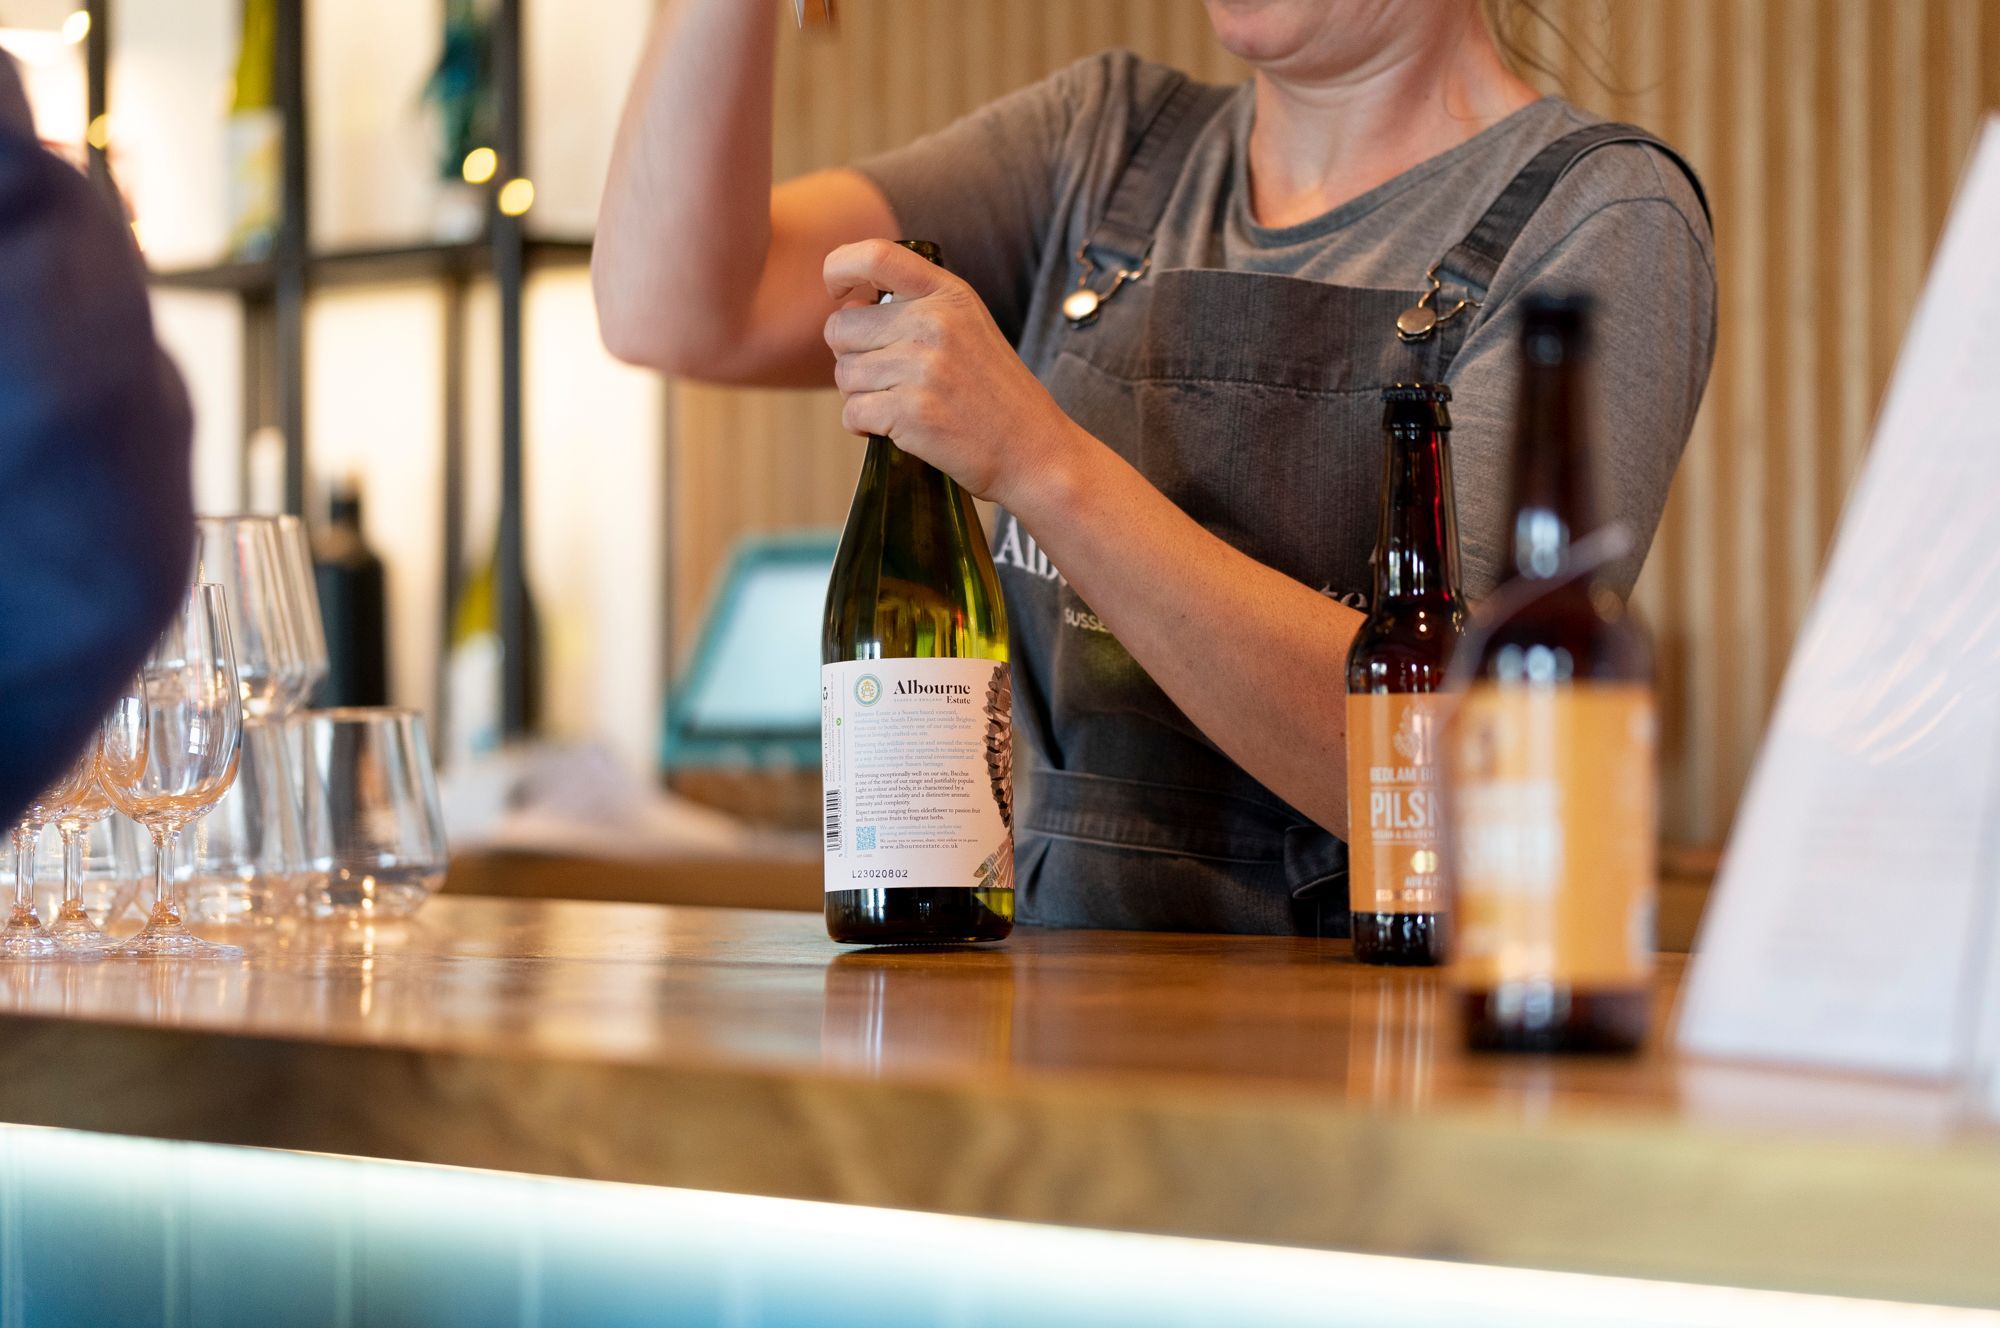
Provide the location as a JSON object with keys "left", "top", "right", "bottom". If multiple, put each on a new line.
{"left": 299, "top": 709, "right": 447, "bottom": 920}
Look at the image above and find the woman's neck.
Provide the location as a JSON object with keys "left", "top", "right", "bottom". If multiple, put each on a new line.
{"left": 1245, "top": 25, "right": 1541, "bottom": 229}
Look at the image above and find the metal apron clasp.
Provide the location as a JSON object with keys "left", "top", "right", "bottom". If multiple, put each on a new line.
{"left": 1396, "top": 262, "right": 1480, "bottom": 343}
{"left": 1063, "top": 243, "right": 1150, "bottom": 327}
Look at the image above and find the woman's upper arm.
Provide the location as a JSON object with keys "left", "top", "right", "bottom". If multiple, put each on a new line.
{"left": 1444, "top": 188, "right": 1718, "bottom": 600}
{"left": 716, "top": 167, "right": 901, "bottom": 388}
{"left": 691, "top": 51, "right": 1115, "bottom": 388}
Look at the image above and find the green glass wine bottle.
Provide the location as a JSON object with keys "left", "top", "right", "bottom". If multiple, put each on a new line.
{"left": 821, "top": 240, "right": 1013, "bottom": 945}
{"left": 225, "top": 0, "right": 281, "bottom": 261}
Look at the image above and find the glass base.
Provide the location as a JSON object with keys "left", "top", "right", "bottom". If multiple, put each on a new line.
{"left": 1350, "top": 911, "right": 1447, "bottom": 966}
{"left": 47, "top": 917, "right": 116, "bottom": 957}
{"left": 1459, "top": 985, "right": 1648, "bottom": 1054}
{"left": 0, "top": 929, "right": 62, "bottom": 960}
{"left": 825, "top": 888, "right": 1014, "bottom": 945}
{"left": 109, "top": 928, "right": 244, "bottom": 961}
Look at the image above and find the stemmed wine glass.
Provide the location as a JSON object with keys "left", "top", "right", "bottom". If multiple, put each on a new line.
{"left": 45, "top": 742, "right": 120, "bottom": 953}
{"left": 99, "top": 583, "right": 246, "bottom": 961}
{"left": 2, "top": 744, "right": 94, "bottom": 959}
{"left": 191, "top": 516, "right": 309, "bottom": 922}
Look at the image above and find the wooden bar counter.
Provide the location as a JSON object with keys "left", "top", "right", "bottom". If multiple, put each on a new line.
{"left": 0, "top": 896, "right": 1993, "bottom": 1309}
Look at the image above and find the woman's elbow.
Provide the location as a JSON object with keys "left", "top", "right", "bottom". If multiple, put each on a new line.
{"left": 592, "top": 253, "right": 775, "bottom": 380}
{"left": 591, "top": 254, "right": 712, "bottom": 375}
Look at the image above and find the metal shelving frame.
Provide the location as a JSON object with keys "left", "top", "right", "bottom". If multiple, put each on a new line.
{"left": 86, "top": 0, "right": 574, "bottom": 739}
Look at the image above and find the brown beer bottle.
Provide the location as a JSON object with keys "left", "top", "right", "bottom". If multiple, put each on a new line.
{"left": 1449, "top": 297, "right": 1656, "bottom": 1053}
{"left": 1345, "top": 384, "right": 1464, "bottom": 965}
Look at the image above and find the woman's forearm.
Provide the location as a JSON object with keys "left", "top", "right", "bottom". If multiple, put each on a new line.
{"left": 594, "top": 0, "right": 778, "bottom": 371}
{"left": 1011, "top": 425, "right": 1363, "bottom": 836}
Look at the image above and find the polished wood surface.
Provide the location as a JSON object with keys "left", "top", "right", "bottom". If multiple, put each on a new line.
{"left": 443, "top": 846, "right": 822, "bottom": 911}
{"left": 0, "top": 896, "right": 1993, "bottom": 1307}
{"left": 445, "top": 847, "right": 1718, "bottom": 951}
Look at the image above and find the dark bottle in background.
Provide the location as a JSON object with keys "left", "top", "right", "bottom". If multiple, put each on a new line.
{"left": 311, "top": 479, "right": 388, "bottom": 707}
{"left": 1345, "top": 384, "right": 1464, "bottom": 966}
{"left": 1447, "top": 296, "right": 1657, "bottom": 1054}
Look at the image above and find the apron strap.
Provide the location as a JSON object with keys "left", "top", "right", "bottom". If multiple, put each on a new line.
{"left": 1081, "top": 73, "right": 1237, "bottom": 270}
{"left": 1436, "top": 121, "right": 1712, "bottom": 297}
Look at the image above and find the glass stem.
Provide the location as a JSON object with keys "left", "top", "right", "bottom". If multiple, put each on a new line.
{"left": 60, "top": 825, "right": 85, "bottom": 916}
{"left": 12, "top": 823, "right": 36, "bottom": 916}
{"left": 151, "top": 825, "right": 183, "bottom": 929}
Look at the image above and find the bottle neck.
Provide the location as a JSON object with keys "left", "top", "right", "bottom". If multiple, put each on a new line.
{"left": 866, "top": 434, "right": 962, "bottom": 504}
{"left": 1508, "top": 356, "right": 1591, "bottom": 581}
{"left": 1373, "top": 425, "right": 1463, "bottom": 605}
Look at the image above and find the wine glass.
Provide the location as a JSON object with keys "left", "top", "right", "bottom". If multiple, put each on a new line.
{"left": 195, "top": 516, "right": 302, "bottom": 721}
{"left": 2, "top": 743, "right": 95, "bottom": 959}
{"left": 191, "top": 516, "right": 310, "bottom": 922}
{"left": 99, "top": 583, "right": 246, "bottom": 961}
{"left": 275, "top": 513, "right": 334, "bottom": 917}
{"left": 273, "top": 513, "right": 329, "bottom": 712}
{"left": 33, "top": 809, "right": 144, "bottom": 935}
{"left": 45, "top": 742, "right": 120, "bottom": 953}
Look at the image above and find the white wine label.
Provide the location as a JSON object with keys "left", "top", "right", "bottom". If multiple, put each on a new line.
{"left": 821, "top": 658, "right": 1013, "bottom": 894}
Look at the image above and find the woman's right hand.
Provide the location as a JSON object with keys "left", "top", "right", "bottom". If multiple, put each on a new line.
{"left": 593, "top": 0, "right": 899, "bottom": 388}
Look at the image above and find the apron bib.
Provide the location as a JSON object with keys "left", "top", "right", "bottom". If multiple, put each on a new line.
{"left": 997, "top": 79, "right": 1708, "bottom": 935}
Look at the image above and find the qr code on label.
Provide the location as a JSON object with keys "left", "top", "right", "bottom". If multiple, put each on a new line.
{"left": 857, "top": 826, "right": 877, "bottom": 851}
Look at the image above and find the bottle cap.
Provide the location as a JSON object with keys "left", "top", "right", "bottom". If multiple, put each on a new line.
{"left": 1381, "top": 383, "right": 1452, "bottom": 404}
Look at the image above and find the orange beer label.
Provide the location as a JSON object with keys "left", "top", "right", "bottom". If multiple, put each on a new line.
{"left": 1448, "top": 684, "right": 1656, "bottom": 989}
{"left": 1345, "top": 693, "right": 1449, "bottom": 916}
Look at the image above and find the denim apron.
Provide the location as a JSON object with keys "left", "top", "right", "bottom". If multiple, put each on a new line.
{"left": 999, "top": 77, "right": 1708, "bottom": 935}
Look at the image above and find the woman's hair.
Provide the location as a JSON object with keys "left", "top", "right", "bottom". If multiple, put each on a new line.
{"left": 1481, "top": 0, "right": 1619, "bottom": 93}
{"left": 1481, "top": 0, "right": 1554, "bottom": 81}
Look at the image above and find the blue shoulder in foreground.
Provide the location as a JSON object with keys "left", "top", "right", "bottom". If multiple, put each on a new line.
{"left": 0, "top": 55, "right": 195, "bottom": 821}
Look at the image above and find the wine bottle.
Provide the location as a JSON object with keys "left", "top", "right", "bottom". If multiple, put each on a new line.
{"left": 311, "top": 479, "right": 388, "bottom": 707}
{"left": 445, "top": 534, "right": 540, "bottom": 768}
{"left": 226, "top": 0, "right": 281, "bottom": 261}
{"left": 821, "top": 240, "right": 1013, "bottom": 945}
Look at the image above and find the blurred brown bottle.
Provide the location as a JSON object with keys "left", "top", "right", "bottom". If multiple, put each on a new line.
{"left": 1345, "top": 384, "right": 1464, "bottom": 965}
{"left": 1448, "top": 296, "right": 1656, "bottom": 1054}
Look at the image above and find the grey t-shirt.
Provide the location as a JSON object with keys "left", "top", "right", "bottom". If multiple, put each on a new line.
{"left": 857, "top": 49, "right": 1716, "bottom": 598}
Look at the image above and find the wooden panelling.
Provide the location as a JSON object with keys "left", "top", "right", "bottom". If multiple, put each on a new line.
{"left": 663, "top": 1, "right": 1999, "bottom": 848}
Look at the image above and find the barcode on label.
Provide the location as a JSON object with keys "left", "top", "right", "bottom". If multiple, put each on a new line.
{"left": 823, "top": 788, "right": 841, "bottom": 854}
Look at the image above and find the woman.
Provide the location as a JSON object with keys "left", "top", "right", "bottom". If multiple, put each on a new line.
{"left": 595, "top": 0, "right": 1716, "bottom": 935}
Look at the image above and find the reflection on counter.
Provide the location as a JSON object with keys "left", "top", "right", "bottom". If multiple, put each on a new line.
{"left": 1345, "top": 969, "right": 1443, "bottom": 1110}
{"left": 821, "top": 948, "right": 1015, "bottom": 1074}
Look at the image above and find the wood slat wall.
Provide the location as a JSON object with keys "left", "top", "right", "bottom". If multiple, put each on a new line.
{"left": 663, "top": 0, "right": 2000, "bottom": 848}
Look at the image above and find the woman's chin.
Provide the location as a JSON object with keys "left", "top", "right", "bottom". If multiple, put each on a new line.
{"left": 1201, "top": 0, "right": 1410, "bottom": 76}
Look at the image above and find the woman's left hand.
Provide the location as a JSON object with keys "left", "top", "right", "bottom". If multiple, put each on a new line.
{"left": 822, "top": 239, "right": 1080, "bottom": 511}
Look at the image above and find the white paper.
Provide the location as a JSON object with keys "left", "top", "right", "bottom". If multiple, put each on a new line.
{"left": 1678, "top": 116, "right": 2000, "bottom": 1081}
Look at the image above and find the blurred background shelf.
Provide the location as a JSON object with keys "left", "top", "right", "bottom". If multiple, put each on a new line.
{"left": 149, "top": 235, "right": 593, "bottom": 293}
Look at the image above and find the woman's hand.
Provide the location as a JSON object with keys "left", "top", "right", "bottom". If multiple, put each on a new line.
{"left": 822, "top": 239, "right": 1082, "bottom": 510}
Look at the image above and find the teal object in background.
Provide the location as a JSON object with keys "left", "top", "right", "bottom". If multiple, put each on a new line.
{"left": 0, "top": 1126, "right": 1958, "bottom": 1326}
{"left": 659, "top": 533, "right": 838, "bottom": 776}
